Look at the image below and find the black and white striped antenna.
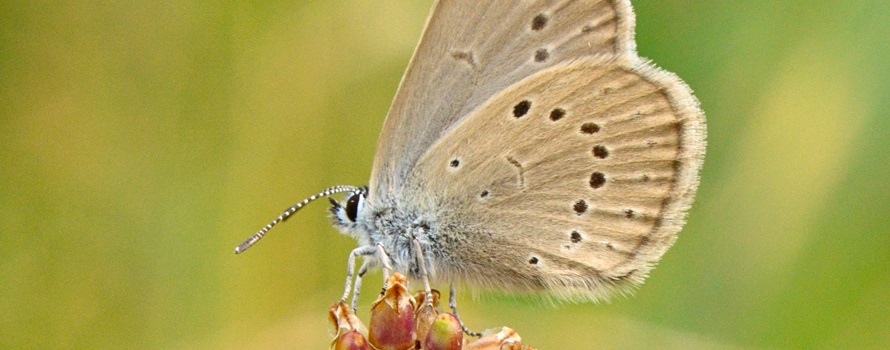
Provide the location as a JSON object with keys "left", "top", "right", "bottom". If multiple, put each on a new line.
{"left": 234, "top": 185, "right": 360, "bottom": 254}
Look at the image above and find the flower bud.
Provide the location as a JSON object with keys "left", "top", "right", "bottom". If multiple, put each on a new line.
{"left": 329, "top": 302, "right": 368, "bottom": 335}
{"left": 465, "top": 327, "right": 531, "bottom": 350}
{"left": 368, "top": 273, "right": 417, "bottom": 350}
{"left": 329, "top": 302, "right": 370, "bottom": 350}
{"left": 413, "top": 289, "right": 440, "bottom": 308}
{"left": 332, "top": 330, "right": 371, "bottom": 350}
{"left": 327, "top": 274, "right": 534, "bottom": 349}
{"left": 423, "top": 313, "right": 464, "bottom": 350}
{"left": 414, "top": 289, "right": 440, "bottom": 343}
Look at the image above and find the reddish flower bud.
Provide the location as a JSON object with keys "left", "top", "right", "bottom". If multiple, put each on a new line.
{"left": 332, "top": 330, "right": 371, "bottom": 350}
{"left": 414, "top": 289, "right": 440, "bottom": 343}
{"left": 423, "top": 313, "right": 464, "bottom": 350}
{"left": 329, "top": 303, "right": 371, "bottom": 350}
{"left": 329, "top": 302, "right": 368, "bottom": 335}
{"left": 327, "top": 274, "right": 534, "bottom": 349}
{"left": 368, "top": 273, "right": 418, "bottom": 350}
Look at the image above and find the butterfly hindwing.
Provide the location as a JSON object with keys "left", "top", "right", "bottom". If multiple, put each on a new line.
{"left": 400, "top": 55, "right": 705, "bottom": 300}
{"left": 369, "top": 0, "right": 637, "bottom": 205}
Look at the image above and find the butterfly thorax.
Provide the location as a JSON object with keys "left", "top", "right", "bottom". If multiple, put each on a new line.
{"left": 331, "top": 190, "right": 458, "bottom": 282}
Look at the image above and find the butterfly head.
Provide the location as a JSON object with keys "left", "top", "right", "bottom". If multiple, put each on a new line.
{"left": 329, "top": 185, "right": 369, "bottom": 231}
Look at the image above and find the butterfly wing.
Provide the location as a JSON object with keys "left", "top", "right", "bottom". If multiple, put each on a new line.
{"left": 369, "top": 0, "right": 637, "bottom": 204}
{"left": 400, "top": 55, "right": 705, "bottom": 301}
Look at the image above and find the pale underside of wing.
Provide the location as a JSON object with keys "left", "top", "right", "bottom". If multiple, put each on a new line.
{"left": 402, "top": 55, "right": 705, "bottom": 301}
{"left": 369, "top": 0, "right": 636, "bottom": 204}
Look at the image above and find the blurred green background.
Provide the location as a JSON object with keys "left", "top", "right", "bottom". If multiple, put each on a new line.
{"left": 2, "top": 1, "right": 888, "bottom": 349}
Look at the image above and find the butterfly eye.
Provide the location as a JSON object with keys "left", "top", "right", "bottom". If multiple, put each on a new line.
{"left": 345, "top": 193, "right": 363, "bottom": 222}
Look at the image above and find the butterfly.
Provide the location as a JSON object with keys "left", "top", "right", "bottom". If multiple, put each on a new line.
{"left": 237, "top": 0, "right": 705, "bottom": 314}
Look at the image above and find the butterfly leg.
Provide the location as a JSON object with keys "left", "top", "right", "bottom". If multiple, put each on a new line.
{"left": 375, "top": 243, "right": 393, "bottom": 288}
{"left": 350, "top": 260, "right": 371, "bottom": 311}
{"left": 340, "top": 245, "right": 378, "bottom": 304}
{"left": 449, "top": 283, "right": 482, "bottom": 337}
{"left": 411, "top": 237, "right": 434, "bottom": 308}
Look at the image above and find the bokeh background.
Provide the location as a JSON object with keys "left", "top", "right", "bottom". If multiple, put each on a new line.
{"left": 2, "top": 1, "right": 888, "bottom": 349}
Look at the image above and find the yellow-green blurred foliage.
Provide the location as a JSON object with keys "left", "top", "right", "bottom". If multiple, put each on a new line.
{"left": 2, "top": 1, "right": 888, "bottom": 349}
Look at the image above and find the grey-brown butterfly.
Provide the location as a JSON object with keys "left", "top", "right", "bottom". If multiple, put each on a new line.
{"left": 236, "top": 0, "right": 705, "bottom": 328}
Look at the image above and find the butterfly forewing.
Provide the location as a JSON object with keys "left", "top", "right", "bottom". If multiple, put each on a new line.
{"left": 400, "top": 55, "right": 705, "bottom": 300}
{"left": 369, "top": 0, "right": 636, "bottom": 204}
